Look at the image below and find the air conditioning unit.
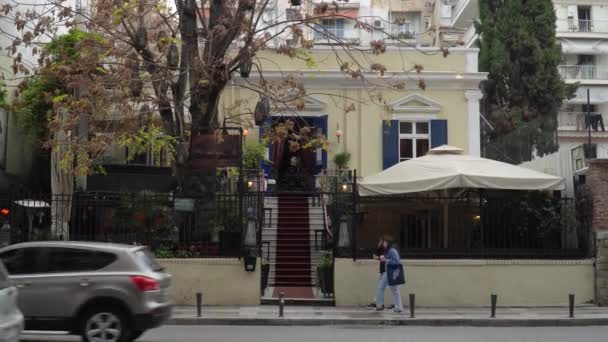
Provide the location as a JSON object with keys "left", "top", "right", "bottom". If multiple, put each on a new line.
{"left": 373, "top": 20, "right": 383, "bottom": 28}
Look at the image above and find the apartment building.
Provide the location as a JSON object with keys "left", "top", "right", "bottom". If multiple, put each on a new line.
{"left": 554, "top": 0, "right": 608, "bottom": 160}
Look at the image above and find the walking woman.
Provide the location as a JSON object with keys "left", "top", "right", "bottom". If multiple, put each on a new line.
{"left": 375, "top": 236, "right": 404, "bottom": 314}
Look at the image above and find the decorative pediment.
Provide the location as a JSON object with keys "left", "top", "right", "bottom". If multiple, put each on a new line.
{"left": 270, "top": 95, "right": 325, "bottom": 111}
{"left": 389, "top": 93, "right": 442, "bottom": 113}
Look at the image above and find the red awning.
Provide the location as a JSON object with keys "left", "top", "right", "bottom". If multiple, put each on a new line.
{"left": 316, "top": 8, "right": 359, "bottom": 20}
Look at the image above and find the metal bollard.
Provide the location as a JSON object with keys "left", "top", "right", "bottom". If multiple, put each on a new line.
{"left": 196, "top": 292, "right": 202, "bottom": 317}
{"left": 279, "top": 292, "right": 285, "bottom": 318}
{"left": 490, "top": 294, "right": 497, "bottom": 318}
{"left": 569, "top": 294, "right": 575, "bottom": 318}
{"left": 409, "top": 294, "right": 416, "bottom": 318}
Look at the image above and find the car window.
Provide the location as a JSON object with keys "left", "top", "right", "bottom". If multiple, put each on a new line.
{"left": 134, "top": 248, "right": 164, "bottom": 272}
{"left": 0, "top": 262, "right": 9, "bottom": 289}
{"left": 46, "top": 248, "right": 117, "bottom": 273}
{"left": 0, "top": 248, "right": 45, "bottom": 275}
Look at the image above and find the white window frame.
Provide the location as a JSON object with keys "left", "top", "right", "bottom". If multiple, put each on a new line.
{"left": 399, "top": 121, "right": 431, "bottom": 161}
{"left": 315, "top": 19, "right": 345, "bottom": 40}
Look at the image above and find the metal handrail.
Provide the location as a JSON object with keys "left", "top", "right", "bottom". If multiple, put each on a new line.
{"left": 556, "top": 19, "right": 608, "bottom": 33}
{"left": 320, "top": 192, "right": 333, "bottom": 241}
{"left": 558, "top": 65, "right": 606, "bottom": 80}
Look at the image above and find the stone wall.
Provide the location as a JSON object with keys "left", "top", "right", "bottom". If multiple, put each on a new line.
{"left": 158, "top": 258, "right": 260, "bottom": 306}
{"left": 587, "top": 159, "right": 608, "bottom": 231}
{"left": 597, "top": 232, "right": 608, "bottom": 305}
{"left": 334, "top": 258, "right": 595, "bottom": 307}
{"left": 586, "top": 159, "right": 608, "bottom": 305}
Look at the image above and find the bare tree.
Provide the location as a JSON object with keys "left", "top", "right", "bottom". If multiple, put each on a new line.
{"left": 3, "top": 0, "right": 440, "bottom": 198}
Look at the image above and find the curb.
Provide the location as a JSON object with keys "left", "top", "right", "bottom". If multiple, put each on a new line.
{"left": 167, "top": 317, "right": 608, "bottom": 327}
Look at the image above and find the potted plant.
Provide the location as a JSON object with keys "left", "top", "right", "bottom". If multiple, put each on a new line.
{"left": 208, "top": 218, "right": 224, "bottom": 243}
{"left": 316, "top": 252, "right": 334, "bottom": 297}
{"left": 333, "top": 151, "right": 351, "bottom": 170}
{"left": 260, "top": 258, "right": 270, "bottom": 296}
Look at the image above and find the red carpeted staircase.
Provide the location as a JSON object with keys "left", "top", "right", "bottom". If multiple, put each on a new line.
{"left": 274, "top": 195, "right": 312, "bottom": 286}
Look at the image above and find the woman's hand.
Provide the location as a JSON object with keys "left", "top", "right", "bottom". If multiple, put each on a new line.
{"left": 379, "top": 255, "right": 386, "bottom": 262}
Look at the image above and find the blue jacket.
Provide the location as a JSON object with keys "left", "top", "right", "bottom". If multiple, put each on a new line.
{"left": 384, "top": 247, "right": 401, "bottom": 265}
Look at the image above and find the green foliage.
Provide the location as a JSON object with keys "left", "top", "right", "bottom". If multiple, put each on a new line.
{"left": 13, "top": 76, "right": 61, "bottom": 144}
{"left": 153, "top": 245, "right": 175, "bottom": 259}
{"left": 242, "top": 139, "right": 268, "bottom": 169}
{"left": 317, "top": 251, "right": 333, "bottom": 269}
{"left": 14, "top": 29, "right": 103, "bottom": 146}
{"left": 0, "top": 82, "right": 7, "bottom": 109}
{"left": 117, "top": 125, "right": 177, "bottom": 166}
{"left": 45, "top": 29, "right": 106, "bottom": 64}
{"left": 112, "top": 191, "right": 174, "bottom": 236}
{"left": 333, "top": 152, "right": 351, "bottom": 169}
{"left": 477, "top": 0, "right": 576, "bottom": 163}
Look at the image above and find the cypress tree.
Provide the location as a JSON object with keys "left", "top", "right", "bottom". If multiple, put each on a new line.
{"left": 478, "top": 0, "right": 576, "bottom": 163}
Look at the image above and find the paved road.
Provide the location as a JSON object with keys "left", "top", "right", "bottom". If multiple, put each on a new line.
{"left": 20, "top": 325, "right": 608, "bottom": 342}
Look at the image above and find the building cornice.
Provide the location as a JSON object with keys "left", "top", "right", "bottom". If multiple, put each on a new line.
{"left": 238, "top": 71, "right": 488, "bottom": 90}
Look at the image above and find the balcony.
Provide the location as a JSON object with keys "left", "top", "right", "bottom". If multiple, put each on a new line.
{"left": 558, "top": 111, "right": 607, "bottom": 132}
{"left": 558, "top": 65, "right": 608, "bottom": 81}
{"left": 556, "top": 19, "right": 608, "bottom": 34}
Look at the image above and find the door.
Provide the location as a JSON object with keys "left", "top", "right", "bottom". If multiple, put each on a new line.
{"left": 0, "top": 247, "right": 47, "bottom": 324}
{"left": 42, "top": 247, "right": 119, "bottom": 320}
{"left": 578, "top": 6, "right": 591, "bottom": 32}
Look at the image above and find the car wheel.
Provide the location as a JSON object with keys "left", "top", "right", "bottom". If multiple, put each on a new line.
{"left": 80, "top": 306, "right": 131, "bottom": 342}
{"left": 131, "top": 330, "right": 145, "bottom": 341}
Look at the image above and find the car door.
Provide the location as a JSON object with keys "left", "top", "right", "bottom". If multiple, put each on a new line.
{"left": 0, "top": 247, "right": 48, "bottom": 325}
{"left": 42, "top": 247, "right": 118, "bottom": 319}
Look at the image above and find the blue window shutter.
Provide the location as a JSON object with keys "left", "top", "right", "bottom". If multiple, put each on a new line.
{"left": 320, "top": 115, "right": 328, "bottom": 170}
{"left": 260, "top": 119, "right": 273, "bottom": 178}
{"left": 430, "top": 119, "right": 448, "bottom": 148}
{"left": 382, "top": 120, "right": 399, "bottom": 170}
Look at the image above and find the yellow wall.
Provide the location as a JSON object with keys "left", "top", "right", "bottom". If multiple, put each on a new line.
{"left": 159, "top": 258, "right": 260, "bottom": 306}
{"left": 254, "top": 49, "right": 468, "bottom": 73}
{"left": 334, "top": 258, "right": 595, "bottom": 307}
{"left": 221, "top": 48, "right": 479, "bottom": 177}
{"left": 225, "top": 88, "right": 468, "bottom": 177}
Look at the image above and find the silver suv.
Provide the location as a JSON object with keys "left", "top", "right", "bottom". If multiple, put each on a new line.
{"left": 0, "top": 241, "right": 171, "bottom": 342}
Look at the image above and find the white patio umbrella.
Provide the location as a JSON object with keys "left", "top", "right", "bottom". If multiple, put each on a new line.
{"left": 14, "top": 199, "right": 51, "bottom": 239}
{"left": 358, "top": 145, "right": 564, "bottom": 196}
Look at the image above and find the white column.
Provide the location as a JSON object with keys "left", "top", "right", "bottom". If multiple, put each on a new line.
{"left": 465, "top": 90, "right": 483, "bottom": 157}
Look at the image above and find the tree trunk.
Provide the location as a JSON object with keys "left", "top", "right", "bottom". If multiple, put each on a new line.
{"left": 50, "top": 110, "right": 74, "bottom": 240}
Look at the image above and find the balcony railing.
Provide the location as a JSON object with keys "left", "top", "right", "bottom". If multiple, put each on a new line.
{"left": 556, "top": 19, "right": 608, "bottom": 34}
{"left": 390, "top": 25, "right": 417, "bottom": 40}
{"left": 558, "top": 111, "right": 607, "bottom": 132}
{"left": 558, "top": 65, "right": 608, "bottom": 80}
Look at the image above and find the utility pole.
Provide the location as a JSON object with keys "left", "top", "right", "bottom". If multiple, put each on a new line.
{"left": 587, "top": 88, "right": 592, "bottom": 158}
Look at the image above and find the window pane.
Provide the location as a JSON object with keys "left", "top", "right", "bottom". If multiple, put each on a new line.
{"left": 0, "top": 248, "right": 44, "bottom": 275}
{"left": 135, "top": 248, "right": 164, "bottom": 272}
{"left": 416, "top": 122, "right": 429, "bottom": 134}
{"left": 0, "top": 262, "right": 9, "bottom": 289}
{"left": 47, "top": 248, "right": 117, "bottom": 273}
{"left": 400, "top": 139, "right": 413, "bottom": 160}
{"left": 417, "top": 139, "right": 430, "bottom": 157}
{"left": 400, "top": 122, "right": 412, "bottom": 134}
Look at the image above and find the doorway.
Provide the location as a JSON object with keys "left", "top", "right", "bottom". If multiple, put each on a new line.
{"left": 263, "top": 116, "right": 327, "bottom": 193}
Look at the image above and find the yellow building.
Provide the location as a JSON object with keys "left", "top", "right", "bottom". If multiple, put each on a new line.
{"left": 224, "top": 47, "right": 486, "bottom": 180}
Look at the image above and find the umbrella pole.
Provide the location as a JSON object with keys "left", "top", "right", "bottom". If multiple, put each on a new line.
{"left": 443, "top": 202, "right": 449, "bottom": 249}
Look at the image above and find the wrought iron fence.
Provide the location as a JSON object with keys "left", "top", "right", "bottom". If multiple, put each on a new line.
{"left": 337, "top": 191, "right": 593, "bottom": 260}
{"left": 0, "top": 174, "right": 265, "bottom": 258}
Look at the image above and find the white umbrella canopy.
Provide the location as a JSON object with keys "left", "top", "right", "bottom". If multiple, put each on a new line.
{"left": 358, "top": 145, "right": 564, "bottom": 197}
{"left": 14, "top": 199, "right": 51, "bottom": 208}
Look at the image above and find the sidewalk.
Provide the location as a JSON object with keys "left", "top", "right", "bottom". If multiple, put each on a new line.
{"left": 168, "top": 305, "right": 608, "bottom": 327}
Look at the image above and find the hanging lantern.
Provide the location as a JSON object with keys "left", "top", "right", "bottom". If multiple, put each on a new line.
{"left": 239, "top": 49, "right": 253, "bottom": 78}
{"left": 254, "top": 96, "right": 270, "bottom": 125}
